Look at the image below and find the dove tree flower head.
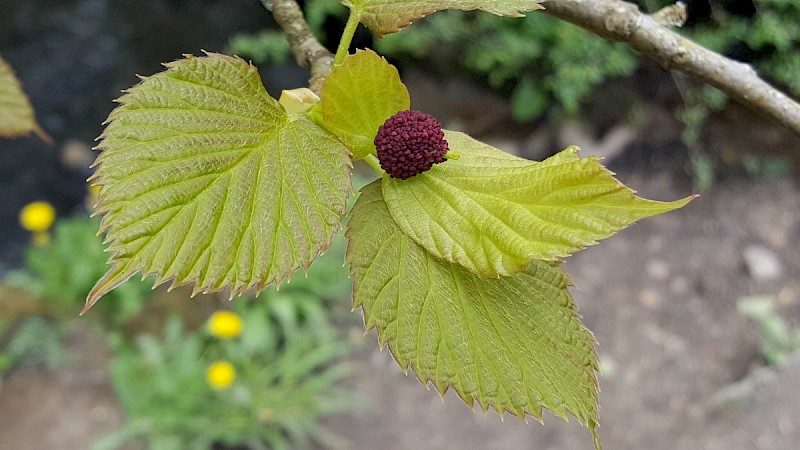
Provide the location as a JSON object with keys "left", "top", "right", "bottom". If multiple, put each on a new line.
{"left": 375, "top": 110, "right": 449, "bottom": 180}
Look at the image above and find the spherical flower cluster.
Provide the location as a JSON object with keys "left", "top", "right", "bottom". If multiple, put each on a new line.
{"left": 374, "top": 110, "right": 448, "bottom": 180}
{"left": 207, "top": 310, "right": 243, "bottom": 339}
{"left": 206, "top": 360, "right": 236, "bottom": 390}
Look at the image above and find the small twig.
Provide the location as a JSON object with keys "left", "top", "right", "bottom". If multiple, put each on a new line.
{"left": 260, "top": 0, "right": 334, "bottom": 94}
{"left": 543, "top": 0, "right": 800, "bottom": 136}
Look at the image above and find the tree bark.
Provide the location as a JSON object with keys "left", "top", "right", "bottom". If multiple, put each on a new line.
{"left": 260, "top": 0, "right": 333, "bottom": 94}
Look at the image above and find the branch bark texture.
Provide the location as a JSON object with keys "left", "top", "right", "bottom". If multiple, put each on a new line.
{"left": 543, "top": 0, "right": 800, "bottom": 136}
{"left": 260, "top": 0, "right": 333, "bottom": 94}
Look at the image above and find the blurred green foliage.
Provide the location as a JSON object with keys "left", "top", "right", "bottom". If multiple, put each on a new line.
{"left": 92, "top": 217, "right": 358, "bottom": 449}
{"left": 676, "top": 84, "right": 728, "bottom": 145}
{"left": 256, "top": 232, "right": 351, "bottom": 317}
{"left": 0, "top": 318, "right": 8, "bottom": 377}
{"left": 96, "top": 301, "right": 356, "bottom": 450}
{"left": 665, "top": 0, "right": 800, "bottom": 153}
{"left": 229, "top": 0, "right": 347, "bottom": 65}
{"left": 376, "top": 11, "right": 638, "bottom": 122}
{"left": 738, "top": 295, "right": 800, "bottom": 367}
{"left": 5, "top": 215, "right": 151, "bottom": 324}
{"left": 0, "top": 316, "right": 66, "bottom": 384}
{"left": 229, "top": 30, "right": 291, "bottom": 65}
{"left": 688, "top": 151, "right": 715, "bottom": 191}
{"left": 686, "top": 0, "right": 800, "bottom": 97}
{"left": 1, "top": 214, "right": 152, "bottom": 384}
{"left": 741, "top": 154, "right": 791, "bottom": 180}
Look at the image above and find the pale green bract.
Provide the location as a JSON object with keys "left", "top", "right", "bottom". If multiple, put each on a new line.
{"left": 340, "top": 0, "right": 545, "bottom": 37}
{"left": 383, "top": 131, "right": 695, "bottom": 277}
{"left": 85, "top": 53, "right": 352, "bottom": 312}
{"left": 347, "top": 181, "right": 600, "bottom": 439}
{"left": 321, "top": 49, "right": 410, "bottom": 159}
{"left": 0, "top": 54, "right": 43, "bottom": 140}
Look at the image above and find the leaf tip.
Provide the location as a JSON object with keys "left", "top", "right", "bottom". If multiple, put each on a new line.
{"left": 83, "top": 264, "right": 136, "bottom": 314}
{"left": 661, "top": 193, "right": 698, "bottom": 212}
{"left": 33, "top": 124, "right": 53, "bottom": 145}
{"left": 590, "top": 419, "right": 602, "bottom": 450}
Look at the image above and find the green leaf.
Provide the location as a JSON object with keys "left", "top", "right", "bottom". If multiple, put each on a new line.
{"left": 0, "top": 54, "right": 46, "bottom": 141}
{"left": 347, "top": 181, "right": 600, "bottom": 437}
{"left": 321, "top": 49, "right": 409, "bottom": 159}
{"left": 85, "top": 53, "right": 352, "bottom": 312}
{"left": 341, "top": 0, "right": 545, "bottom": 37}
{"left": 383, "top": 131, "right": 695, "bottom": 276}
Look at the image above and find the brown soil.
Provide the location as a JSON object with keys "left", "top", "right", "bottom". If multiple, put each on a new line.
{"left": 0, "top": 328, "right": 124, "bottom": 450}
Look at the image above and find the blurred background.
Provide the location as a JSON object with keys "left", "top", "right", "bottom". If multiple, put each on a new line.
{"left": 1, "top": 0, "right": 799, "bottom": 449}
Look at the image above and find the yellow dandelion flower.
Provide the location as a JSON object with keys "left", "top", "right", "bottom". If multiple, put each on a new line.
{"left": 207, "top": 311, "right": 243, "bottom": 339}
{"left": 206, "top": 361, "right": 236, "bottom": 390}
{"left": 19, "top": 201, "right": 56, "bottom": 232}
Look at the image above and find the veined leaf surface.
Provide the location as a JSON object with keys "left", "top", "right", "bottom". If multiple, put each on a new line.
{"left": 0, "top": 54, "right": 44, "bottom": 140}
{"left": 85, "top": 53, "right": 352, "bottom": 312}
{"left": 340, "top": 0, "right": 544, "bottom": 37}
{"left": 383, "top": 131, "right": 695, "bottom": 276}
{"left": 321, "top": 49, "right": 409, "bottom": 159}
{"left": 347, "top": 181, "right": 600, "bottom": 438}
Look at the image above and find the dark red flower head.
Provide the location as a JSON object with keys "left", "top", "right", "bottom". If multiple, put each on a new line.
{"left": 374, "top": 110, "right": 449, "bottom": 180}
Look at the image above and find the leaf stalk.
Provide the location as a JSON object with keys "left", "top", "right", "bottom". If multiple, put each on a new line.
{"left": 363, "top": 154, "right": 386, "bottom": 176}
{"left": 335, "top": 12, "right": 360, "bottom": 66}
